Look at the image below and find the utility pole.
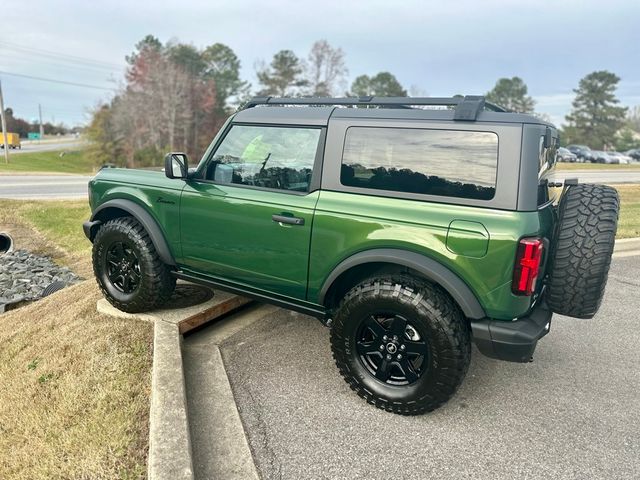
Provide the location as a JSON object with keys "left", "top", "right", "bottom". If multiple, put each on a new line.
{"left": 0, "top": 79, "right": 9, "bottom": 164}
{"left": 38, "top": 103, "right": 44, "bottom": 139}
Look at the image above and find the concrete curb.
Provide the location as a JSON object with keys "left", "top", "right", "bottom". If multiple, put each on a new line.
{"left": 614, "top": 237, "right": 640, "bottom": 251}
{"left": 613, "top": 237, "right": 640, "bottom": 258}
{"left": 97, "top": 289, "right": 252, "bottom": 480}
{"left": 149, "top": 320, "right": 194, "bottom": 479}
{"left": 182, "top": 304, "right": 279, "bottom": 480}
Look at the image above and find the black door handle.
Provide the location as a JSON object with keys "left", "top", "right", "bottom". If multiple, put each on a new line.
{"left": 272, "top": 214, "right": 305, "bottom": 226}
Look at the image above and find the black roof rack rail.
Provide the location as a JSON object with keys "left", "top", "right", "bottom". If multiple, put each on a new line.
{"left": 241, "top": 95, "right": 506, "bottom": 120}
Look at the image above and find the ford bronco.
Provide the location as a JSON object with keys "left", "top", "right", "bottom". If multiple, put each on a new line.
{"left": 84, "top": 96, "right": 619, "bottom": 415}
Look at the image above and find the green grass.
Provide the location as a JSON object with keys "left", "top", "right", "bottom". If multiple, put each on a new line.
{"left": 0, "top": 149, "right": 96, "bottom": 175}
{"left": 556, "top": 162, "right": 640, "bottom": 171}
{"left": 0, "top": 199, "right": 91, "bottom": 254}
{"left": 0, "top": 199, "right": 92, "bottom": 276}
{"left": 20, "top": 200, "right": 92, "bottom": 254}
{"left": 616, "top": 185, "right": 640, "bottom": 238}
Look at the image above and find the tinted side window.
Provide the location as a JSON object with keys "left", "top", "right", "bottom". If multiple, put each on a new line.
{"left": 340, "top": 127, "right": 498, "bottom": 200}
{"left": 538, "top": 135, "right": 558, "bottom": 206}
{"left": 205, "top": 125, "right": 321, "bottom": 192}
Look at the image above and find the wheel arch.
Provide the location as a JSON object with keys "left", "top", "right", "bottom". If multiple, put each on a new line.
{"left": 89, "top": 199, "right": 177, "bottom": 266}
{"left": 319, "top": 249, "right": 486, "bottom": 320}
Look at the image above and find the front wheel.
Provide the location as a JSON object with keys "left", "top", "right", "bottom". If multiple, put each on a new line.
{"left": 330, "top": 276, "right": 471, "bottom": 415}
{"left": 93, "top": 216, "right": 176, "bottom": 312}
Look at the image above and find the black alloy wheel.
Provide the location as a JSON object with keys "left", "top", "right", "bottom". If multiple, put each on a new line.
{"left": 330, "top": 275, "right": 471, "bottom": 415}
{"left": 106, "top": 241, "right": 141, "bottom": 294}
{"left": 356, "top": 313, "right": 429, "bottom": 386}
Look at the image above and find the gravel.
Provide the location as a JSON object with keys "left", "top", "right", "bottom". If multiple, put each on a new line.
{"left": 0, "top": 250, "right": 81, "bottom": 305}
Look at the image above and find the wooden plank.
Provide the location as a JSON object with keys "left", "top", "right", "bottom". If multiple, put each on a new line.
{"left": 178, "top": 295, "right": 253, "bottom": 335}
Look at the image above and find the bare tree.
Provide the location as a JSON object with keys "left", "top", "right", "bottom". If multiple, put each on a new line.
{"left": 305, "top": 40, "right": 348, "bottom": 96}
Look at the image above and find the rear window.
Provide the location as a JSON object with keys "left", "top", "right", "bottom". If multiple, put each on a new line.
{"left": 340, "top": 127, "right": 498, "bottom": 200}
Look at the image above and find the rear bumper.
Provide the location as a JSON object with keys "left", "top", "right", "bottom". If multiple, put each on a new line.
{"left": 471, "top": 301, "right": 552, "bottom": 363}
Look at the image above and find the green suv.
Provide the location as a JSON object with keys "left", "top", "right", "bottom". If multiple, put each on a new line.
{"left": 84, "top": 96, "right": 619, "bottom": 415}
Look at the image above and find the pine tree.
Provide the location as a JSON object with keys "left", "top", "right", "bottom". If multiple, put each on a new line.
{"left": 565, "top": 70, "right": 627, "bottom": 148}
{"left": 256, "top": 50, "right": 307, "bottom": 96}
{"left": 485, "top": 77, "right": 535, "bottom": 113}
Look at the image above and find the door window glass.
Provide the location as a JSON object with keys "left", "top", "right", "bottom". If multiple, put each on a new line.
{"left": 206, "top": 125, "right": 321, "bottom": 192}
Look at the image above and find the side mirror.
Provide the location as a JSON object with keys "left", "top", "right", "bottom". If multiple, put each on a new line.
{"left": 164, "top": 152, "right": 188, "bottom": 179}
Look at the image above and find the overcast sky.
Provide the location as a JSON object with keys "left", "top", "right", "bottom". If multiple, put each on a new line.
{"left": 2, "top": 0, "right": 638, "bottom": 127}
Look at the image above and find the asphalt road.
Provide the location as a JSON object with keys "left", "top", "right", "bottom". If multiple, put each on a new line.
{"left": 6, "top": 138, "right": 86, "bottom": 154}
{"left": 0, "top": 175, "right": 91, "bottom": 199}
{"left": 555, "top": 169, "right": 640, "bottom": 184}
{"left": 1, "top": 167, "right": 639, "bottom": 202}
{"left": 211, "top": 256, "right": 639, "bottom": 480}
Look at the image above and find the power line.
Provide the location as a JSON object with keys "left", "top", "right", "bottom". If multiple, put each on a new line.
{"left": 0, "top": 40, "right": 125, "bottom": 70}
{"left": 1, "top": 50, "right": 123, "bottom": 75}
{"left": 0, "top": 71, "right": 116, "bottom": 91}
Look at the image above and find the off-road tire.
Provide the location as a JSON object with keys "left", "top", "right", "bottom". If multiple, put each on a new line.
{"left": 330, "top": 276, "right": 471, "bottom": 415}
{"left": 93, "top": 216, "right": 175, "bottom": 313}
{"left": 546, "top": 184, "right": 619, "bottom": 318}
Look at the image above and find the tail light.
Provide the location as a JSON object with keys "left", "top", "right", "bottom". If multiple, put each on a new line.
{"left": 512, "top": 238, "right": 544, "bottom": 296}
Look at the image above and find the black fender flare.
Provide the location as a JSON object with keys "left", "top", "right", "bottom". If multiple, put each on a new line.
{"left": 89, "top": 199, "right": 177, "bottom": 266}
{"left": 319, "top": 248, "right": 486, "bottom": 319}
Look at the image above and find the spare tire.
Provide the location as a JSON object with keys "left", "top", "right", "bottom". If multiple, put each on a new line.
{"left": 546, "top": 184, "right": 619, "bottom": 319}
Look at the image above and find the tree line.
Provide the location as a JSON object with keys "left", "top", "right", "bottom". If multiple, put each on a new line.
{"left": 86, "top": 36, "right": 409, "bottom": 167}
{"left": 1, "top": 108, "right": 72, "bottom": 137}
{"left": 485, "top": 72, "right": 638, "bottom": 151}
{"left": 86, "top": 35, "right": 639, "bottom": 168}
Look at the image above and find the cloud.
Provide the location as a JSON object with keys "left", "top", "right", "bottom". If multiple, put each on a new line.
{"left": 2, "top": 0, "right": 638, "bottom": 125}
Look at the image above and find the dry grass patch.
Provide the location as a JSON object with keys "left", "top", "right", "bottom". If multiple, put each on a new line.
{"left": 0, "top": 281, "right": 153, "bottom": 479}
{"left": 556, "top": 162, "right": 640, "bottom": 170}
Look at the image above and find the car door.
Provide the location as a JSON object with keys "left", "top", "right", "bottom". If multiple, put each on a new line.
{"left": 180, "top": 123, "right": 324, "bottom": 301}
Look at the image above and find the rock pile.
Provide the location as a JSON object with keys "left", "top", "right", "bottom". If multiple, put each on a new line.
{"left": 0, "top": 250, "right": 81, "bottom": 306}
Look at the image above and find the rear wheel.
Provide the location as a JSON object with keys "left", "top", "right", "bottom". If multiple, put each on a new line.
{"left": 330, "top": 276, "right": 471, "bottom": 415}
{"left": 93, "top": 216, "right": 175, "bottom": 313}
{"left": 547, "top": 184, "right": 619, "bottom": 318}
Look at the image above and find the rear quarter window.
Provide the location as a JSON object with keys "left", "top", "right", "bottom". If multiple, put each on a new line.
{"left": 340, "top": 127, "right": 498, "bottom": 200}
{"left": 538, "top": 135, "right": 559, "bottom": 206}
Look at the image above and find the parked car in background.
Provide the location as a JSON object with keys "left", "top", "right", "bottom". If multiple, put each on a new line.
{"left": 607, "top": 151, "right": 631, "bottom": 164}
{"left": 567, "top": 144, "right": 594, "bottom": 162}
{"left": 625, "top": 149, "right": 640, "bottom": 161}
{"left": 592, "top": 151, "right": 617, "bottom": 164}
{"left": 556, "top": 147, "right": 578, "bottom": 162}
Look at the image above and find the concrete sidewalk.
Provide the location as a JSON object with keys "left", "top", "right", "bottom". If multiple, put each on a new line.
{"left": 182, "top": 304, "right": 279, "bottom": 480}
{"left": 613, "top": 237, "right": 640, "bottom": 257}
{"left": 98, "top": 285, "right": 252, "bottom": 480}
